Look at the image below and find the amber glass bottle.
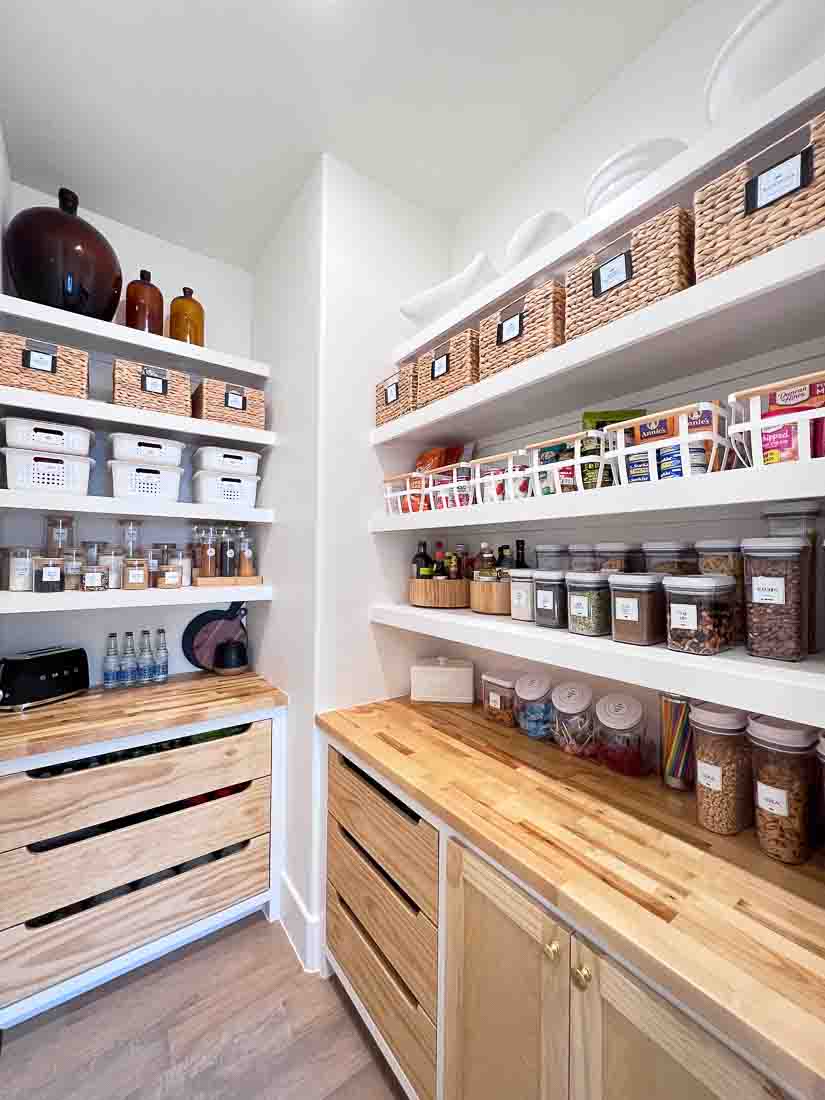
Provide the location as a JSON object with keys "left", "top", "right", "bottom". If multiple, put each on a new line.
{"left": 169, "top": 286, "right": 204, "bottom": 346}
{"left": 125, "top": 269, "right": 163, "bottom": 335}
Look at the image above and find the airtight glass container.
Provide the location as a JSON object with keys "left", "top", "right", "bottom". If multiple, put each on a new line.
{"left": 237, "top": 528, "right": 256, "bottom": 577}
{"left": 691, "top": 703, "right": 751, "bottom": 836}
{"left": 509, "top": 569, "right": 535, "bottom": 622}
{"left": 122, "top": 556, "right": 149, "bottom": 590}
{"left": 534, "top": 570, "right": 567, "bottom": 628}
{"left": 514, "top": 673, "right": 555, "bottom": 740}
{"left": 63, "top": 547, "right": 85, "bottom": 591}
{"left": 608, "top": 573, "right": 665, "bottom": 645}
{"left": 596, "top": 694, "right": 653, "bottom": 776}
{"left": 595, "top": 542, "right": 637, "bottom": 573}
{"left": 100, "top": 546, "right": 124, "bottom": 589}
{"left": 568, "top": 543, "right": 597, "bottom": 571}
{"left": 156, "top": 550, "right": 184, "bottom": 589}
{"left": 742, "top": 537, "right": 810, "bottom": 662}
{"left": 535, "top": 544, "right": 568, "bottom": 571}
{"left": 200, "top": 527, "right": 218, "bottom": 578}
{"left": 81, "top": 564, "right": 110, "bottom": 592}
{"left": 663, "top": 574, "right": 736, "bottom": 655}
{"left": 551, "top": 682, "right": 596, "bottom": 757}
{"left": 45, "top": 514, "right": 75, "bottom": 556}
{"left": 6, "top": 546, "right": 34, "bottom": 592}
{"left": 119, "top": 520, "right": 143, "bottom": 557}
{"left": 696, "top": 539, "right": 744, "bottom": 642}
{"left": 566, "top": 572, "right": 611, "bottom": 636}
{"left": 642, "top": 541, "right": 698, "bottom": 575}
{"left": 748, "top": 716, "right": 819, "bottom": 864}
{"left": 33, "top": 556, "right": 64, "bottom": 593}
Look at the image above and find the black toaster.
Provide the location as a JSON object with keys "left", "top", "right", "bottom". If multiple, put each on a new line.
{"left": 0, "top": 646, "right": 90, "bottom": 711}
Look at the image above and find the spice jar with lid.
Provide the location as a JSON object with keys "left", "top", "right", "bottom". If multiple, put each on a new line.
{"left": 566, "top": 572, "right": 611, "bottom": 636}
{"left": 156, "top": 550, "right": 184, "bottom": 589}
{"left": 742, "top": 537, "right": 810, "bottom": 662}
{"left": 535, "top": 544, "right": 568, "bottom": 571}
{"left": 514, "top": 673, "right": 555, "bottom": 740}
{"left": 33, "top": 556, "right": 65, "bottom": 593}
{"left": 568, "top": 543, "right": 598, "bottom": 571}
{"left": 481, "top": 673, "right": 518, "bottom": 726}
{"left": 691, "top": 703, "right": 752, "bottom": 835}
{"left": 608, "top": 573, "right": 666, "bottom": 645}
{"left": 81, "top": 564, "right": 110, "bottom": 592}
{"left": 642, "top": 541, "right": 698, "bottom": 575}
{"left": 6, "top": 547, "right": 34, "bottom": 591}
{"left": 763, "top": 500, "right": 820, "bottom": 652}
{"left": 534, "top": 571, "right": 567, "bottom": 629}
{"left": 595, "top": 542, "right": 637, "bottom": 573}
{"left": 596, "top": 693, "right": 653, "bottom": 776}
{"left": 551, "top": 682, "right": 596, "bottom": 757}
{"left": 81, "top": 540, "right": 108, "bottom": 567}
{"left": 219, "top": 527, "right": 238, "bottom": 577}
{"left": 100, "top": 545, "right": 124, "bottom": 589}
{"left": 119, "top": 520, "right": 143, "bottom": 558}
{"left": 509, "top": 569, "right": 535, "bottom": 622}
{"left": 45, "top": 514, "right": 75, "bottom": 556}
{"left": 63, "top": 547, "right": 85, "bottom": 591}
{"left": 696, "top": 539, "right": 745, "bottom": 642}
{"left": 662, "top": 574, "right": 736, "bottom": 655}
{"left": 237, "top": 528, "right": 256, "bottom": 577}
{"left": 748, "top": 716, "right": 819, "bottom": 864}
{"left": 122, "top": 556, "right": 149, "bottom": 590}
{"left": 200, "top": 527, "right": 218, "bottom": 578}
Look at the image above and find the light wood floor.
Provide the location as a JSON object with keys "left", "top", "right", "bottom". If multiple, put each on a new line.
{"left": 0, "top": 913, "right": 406, "bottom": 1100}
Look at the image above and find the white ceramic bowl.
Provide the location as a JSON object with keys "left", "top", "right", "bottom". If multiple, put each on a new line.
{"left": 400, "top": 252, "right": 497, "bottom": 326}
{"left": 503, "top": 209, "right": 571, "bottom": 270}
{"left": 584, "top": 138, "right": 687, "bottom": 217}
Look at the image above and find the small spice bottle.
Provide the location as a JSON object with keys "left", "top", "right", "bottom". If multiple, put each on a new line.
{"left": 566, "top": 572, "right": 611, "bottom": 636}
{"left": 662, "top": 574, "right": 736, "bottom": 655}
{"left": 481, "top": 673, "right": 518, "bottom": 726}
{"left": 63, "top": 547, "right": 85, "bottom": 591}
{"left": 608, "top": 573, "right": 666, "bottom": 645}
{"left": 596, "top": 694, "right": 653, "bottom": 776}
{"left": 122, "top": 557, "right": 149, "bottom": 590}
{"left": 200, "top": 527, "right": 218, "bottom": 578}
{"left": 551, "top": 682, "right": 596, "bottom": 757}
{"left": 237, "top": 528, "right": 256, "bottom": 578}
{"left": 33, "top": 556, "right": 65, "bottom": 593}
{"left": 219, "top": 527, "right": 238, "bottom": 578}
{"left": 534, "top": 570, "right": 567, "bottom": 629}
{"left": 81, "top": 564, "right": 110, "bottom": 592}
{"left": 7, "top": 547, "right": 34, "bottom": 592}
{"left": 691, "top": 703, "right": 751, "bottom": 836}
{"left": 509, "top": 569, "right": 535, "bottom": 622}
{"left": 748, "top": 716, "right": 819, "bottom": 864}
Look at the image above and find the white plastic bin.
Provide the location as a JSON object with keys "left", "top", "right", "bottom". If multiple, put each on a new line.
{"left": 2, "top": 417, "right": 94, "bottom": 456}
{"left": 2, "top": 448, "right": 94, "bottom": 494}
{"left": 109, "top": 432, "right": 185, "bottom": 466}
{"left": 192, "top": 469, "right": 260, "bottom": 506}
{"left": 108, "top": 460, "right": 183, "bottom": 501}
{"left": 193, "top": 445, "right": 261, "bottom": 475}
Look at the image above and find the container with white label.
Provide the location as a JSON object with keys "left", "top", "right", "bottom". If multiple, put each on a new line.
{"left": 566, "top": 572, "right": 610, "bottom": 636}
{"left": 662, "top": 575, "right": 735, "bottom": 656}
{"left": 122, "top": 557, "right": 149, "bottom": 591}
{"left": 742, "top": 538, "right": 810, "bottom": 662}
{"left": 748, "top": 715, "right": 818, "bottom": 864}
{"left": 481, "top": 673, "right": 517, "bottom": 727}
{"left": 691, "top": 703, "right": 751, "bottom": 836}
{"left": 534, "top": 571, "right": 567, "bottom": 629}
{"left": 5, "top": 547, "right": 35, "bottom": 592}
{"left": 33, "top": 556, "right": 65, "bottom": 593}
{"left": 509, "top": 569, "right": 535, "bottom": 623}
{"left": 608, "top": 573, "right": 665, "bottom": 646}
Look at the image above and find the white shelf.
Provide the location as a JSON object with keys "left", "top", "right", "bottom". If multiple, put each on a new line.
{"left": 0, "top": 387, "right": 277, "bottom": 448}
{"left": 370, "top": 603, "right": 825, "bottom": 727}
{"left": 391, "top": 56, "right": 825, "bottom": 366}
{"left": 0, "top": 585, "right": 274, "bottom": 615}
{"left": 370, "top": 461, "right": 825, "bottom": 533}
{"left": 373, "top": 227, "right": 825, "bottom": 447}
{"left": 0, "top": 490, "right": 274, "bottom": 525}
{"left": 0, "top": 294, "right": 270, "bottom": 383}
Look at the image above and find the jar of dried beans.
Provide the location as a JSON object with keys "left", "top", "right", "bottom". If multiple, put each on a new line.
{"left": 695, "top": 539, "right": 744, "bottom": 642}
{"left": 742, "top": 537, "right": 810, "bottom": 662}
{"left": 690, "top": 703, "right": 751, "bottom": 836}
{"left": 608, "top": 573, "right": 666, "bottom": 645}
{"left": 748, "top": 716, "right": 819, "bottom": 864}
{"left": 566, "top": 572, "right": 611, "bottom": 636}
{"left": 662, "top": 574, "right": 735, "bottom": 655}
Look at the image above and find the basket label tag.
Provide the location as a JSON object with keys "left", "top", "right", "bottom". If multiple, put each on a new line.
{"left": 384, "top": 381, "right": 399, "bottom": 405}
{"left": 593, "top": 251, "right": 632, "bottom": 297}
{"left": 431, "top": 353, "right": 449, "bottom": 379}
{"left": 752, "top": 576, "right": 785, "bottom": 605}
{"left": 747, "top": 148, "right": 813, "bottom": 213}
{"left": 670, "top": 603, "right": 697, "bottom": 631}
{"left": 23, "top": 349, "right": 57, "bottom": 373}
{"left": 141, "top": 366, "right": 168, "bottom": 396}
{"left": 497, "top": 313, "right": 522, "bottom": 344}
{"left": 225, "top": 385, "right": 246, "bottom": 411}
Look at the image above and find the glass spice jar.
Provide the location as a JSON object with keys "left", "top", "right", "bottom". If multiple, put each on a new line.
{"left": 742, "top": 537, "right": 810, "bottom": 662}
{"left": 237, "top": 528, "right": 256, "bottom": 577}
{"left": 596, "top": 693, "right": 654, "bottom": 776}
{"left": 551, "top": 682, "right": 597, "bottom": 757}
{"left": 7, "top": 546, "right": 34, "bottom": 592}
{"left": 608, "top": 573, "right": 666, "bottom": 645}
{"left": 509, "top": 569, "right": 535, "bottom": 622}
{"left": 566, "top": 572, "right": 611, "bottom": 636}
{"left": 642, "top": 541, "right": 698, "bottom": 575}
{"left": 662, "top": 574, "right": 736, "bottom": 655}
{"left": 200, "top": 527, "right": 218, "bottom": 578}
{"left": 696, "top": 539, "right": 745, "bottom": 643}
{"left": 748, "top": 716, "right": 819, "bottom": 864}
{"left": 33, "top": 556, "right": 65, "bottom": 593}
{"left": 534, "top": 570, "right": 567, "bottom": 629}
{"left": 482, "top": 673, "right": 518, "bottom": 726}
{"left": 691, "top": 703, "right": 752, "bottom": 836}
{"left": 219, "top": 527, "right": 238, "bottom": 578}
{"left": 156, "top": 550, "right": 184, "bottom": 589}
{"left": 81, "top": 564, "right": 110, "bottom": 592}
{"left": 122, "top": 557, "right": 149, "bottom": 590}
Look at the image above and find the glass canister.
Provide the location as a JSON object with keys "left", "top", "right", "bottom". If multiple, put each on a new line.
{"left": 237, "top": 527, "right": 256, "bottom": 577}
{"left": 568, "top": 544, "right": 598, "bottom": 571}
{"left": 190, "top": 524, "right": 203, "bottom": 580}
{"left": 81, "top": 564, "right": 110, "bottom": 592}
{"left": 608, "top": 573, "right": 666, "bottom": 645}
{"left": 45, "top": 514, "right": 75, "bottom": 556}
{"left": 763, "top": 500, "right": 820, "bottom": 653}
{"left": 696, "top": 539, "right": 745, "bottom": 643}
{"left": 748, "top": 716, "right": 819, "bottom": 864}
{"left": 200, "top": 526, "right": 218, "bottom": 578}
{"left": 100, "top": 545, "right": 124, "bottom": 589}
{"left": 63, "top": 547, "right": 85, "bottom": 591}
{"left": 509, "top": 569, "right": 535, "bottom": 622}
{"left": 156, "top": 550, "right": 184, "bottom": 589}
{"left": 122, "top": 556, "right": 149, "bottom": 590}
{"left": 551, "top": 682, "right": 596, "bottom": 757}
{"left": 514, "top": 673, "right": 555, "bottom": 740}
{"left": 7, "top": 546, "right": 34, "bottom": 591}
{"left": 534, "top": 570, "right": 567, "bottom": 629}
{"left": 181, "top": 544, "right": 193, "bottom": 586}
{"left": 595, "top": 542, "right": 637, "bottom": 573}
{"left": 566, "top": 572, "right": 611, "bottom": 636}
{"left": 33, "top": 556, "right": 65, "bottom": 593}
{"left": 535, "top": 544, "right": 568, "bottom": 571}
{"left": 482, "top": 673, "right": 518, "bottom": 726}
{"left": 691, "top": 703, "right": 752, "bottom": 835}
{"left": 642, "top": 541, "right": 698, "bottom": 575}
{"left": 660, "top": 692, "right": 694, "bottom": 790}
{"left": 219, "top": 527, "right": 238, "bottom": 578}
{"left": 119, "top": 520, "right": 143, "bottom": 558}
{"left": 147, "top": 545, "right": 163, "bottom": 588}
{"left": 596, "top": 693, "right": 654, "bottom": 776}
{"left": 81, "top": 540, "right": 108, "bottom": 567}
{"left": 662, "top": 574, "right": 736, "bottom": 655}
{"left": 742, "top": 537, "right": 810, "bottom": 662}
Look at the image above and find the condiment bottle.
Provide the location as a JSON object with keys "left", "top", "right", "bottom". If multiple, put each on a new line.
{"left": 125, "top": 269, "right": 163, "bottom": 335}
{"left": 169, "top": 286, "right": 204, "bottom": 346}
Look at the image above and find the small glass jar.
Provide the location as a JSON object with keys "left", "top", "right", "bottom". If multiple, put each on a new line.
{"left": 696, "top": 539, "right": 745, "bottom": 643}
{"left": 157, "top": 550, "right": 184, "bottom": 589}
{"left": 45, "top": 515, "right": 75, "bottom": 556}
{"left": 509, "top": 569, "right": 535, "bottom": 622}
{"left": 742, "top": 537, "right": 810, "bottom": 662}
{"left": 551, "top": 682, "right": 596, "bottom": 757}
{"left": 33, "top": 556, "right": 65, "bottom": 593}
{"left": 122, "top": 556, "right": 149, "bottom": 590}
{"left": 146, "top": 545, "right": 162, "bottom": 588}
{"left": 663, "top": 574, "right": 736, "bottom": 655}
{"left": 535, "top": 544, "right": 568, "bottom": 571}
{"left": 7, "top": 546, "right": 34, "bottom": 592}
{"left": 181, "top": 545, "right": 194, "bottom": 586}
{"left": 568, "top": 543, "right": 598, "bottom": 571}
{"left": 595, "top": 542, "right": 637, "bottom": 573}
{"left": 100, "top": 545, "right": 124, "bottom": 589}
{"left": 596, "top": 693, "right": 654, "bottom": 776}
{"left": 608, "top": 573, "right": 666, "bottom": 646}
{"left": 237, "top": 528, "right": 256, "bottom": 577}
{"left": 81, "top": 540, "right": 108, "bottom": 567}
{"left": 201, "top": 527, "right": 218, "bottom": 578}
{"left": 219, "top": 527, "right": 238, "bottom": 578}
{"left": 534, "top": 570, "right": 567, "bottom": 628}
{"left": 514, "top": 673, "right": 555, "bottom": 740}
{"left": 482, "top": 673, "right": 517, "bottom": 726}
{"left": 691, "top": 703, "right": 751, "bottom": 836}
{"left": 660, "top": 691, "right": 694, "bottom": 790}
{"left": 119, "top": 520, "right": 143, "bottom": 558}
{"left": 642, "top": 541, "right": 698, "bottom": 575}
{"left": 748, "top": 716, "right": 819, "bottom": 864}
{"left": 81, "top": 564, "right": 110, "bottom": 592}
{"left": 566, "top": 572, "right": 611, "bottom": 636}
{"left": 190, "top": 525, "right": 204, "bottom": 580}
{"left": 63, "top": 547, "right": 85, "bottom": 591}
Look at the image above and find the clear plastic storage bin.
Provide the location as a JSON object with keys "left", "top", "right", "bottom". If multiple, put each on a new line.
{"left": 566, "top": 572, "right": 611, "bottom": 636}
{"left": 595, "top": 542, "right": 637, "bottom": 573}
{"left": 696, "top": 539, "right": 745, "bottom": 643}
{"left": 608, "top": 573, "right": 666, "bottom": 645}
{"left": 534, "top": 571, "right": 567, "bottom": 629}
{"left": 568, "top": 544, "right": 598, "bottom": 571}
{"left": 762, "top": 500, "right": 821, "bottom": 653}
{"left": 642, "top": 541, "right": 697, "bottom": 575}
{"left": 748, "top": 716, "right": 819, "bottom": 864}
{"left": 514, "top": 673, "right": 555, "bottom": 740}
{"left": 596, "top": 694, "right": 653, "bottom": 776}
{"left": 535, "top": 544, "right": 568, "bottom": 571}
{"left": 691, "top": 703, "right": 752, "bottom": 836}
{"left": 509, "top": 569, "right": 535, "bottom": 622}
{"left": 482, "top": 673, "right": 517, "bottom": 726}
{"left": 663, "top": 574, "right": 735, "bottom": 655}
{"left": 742, "top": 537, "right": 810, "bottom": 662}
{"left": 551, "top": 682, "right": 596, "bottom": 757}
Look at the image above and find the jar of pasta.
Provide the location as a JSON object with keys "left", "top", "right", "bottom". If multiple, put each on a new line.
{"left": 748, "top": 716, "right": 818, "bottom": 864}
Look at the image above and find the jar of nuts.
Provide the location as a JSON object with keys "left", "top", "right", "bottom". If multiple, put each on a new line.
{"left": 662, "top": 574, "right": 736, "bottom": 655}
{"left": 695, "top": 539, "right": 744, "bottom": 642}
{"left": 642, "top": 541, "right": 698, "bottom": 575}
{"left": 566, "top": 572, "right": 611, "bottom": 636}
{"left": 742, "top": 537, "right": 810, "bottom": 662}
{"left": 690, "top": 703, "right": 751, "bottom": 836}
{"left": 595, "top": 542, "right": 637, "bottom": 573}
{"left": 747, "top": 716, "right": 819, "bottom": 864}
{"left": 481, "top": 672, "right": 517, "bottom": 727}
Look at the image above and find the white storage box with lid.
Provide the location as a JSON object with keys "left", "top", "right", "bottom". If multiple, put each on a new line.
{"left": 2, "top": 417, "right": 94, "bottom": 456}
{"left": 108, "top": 459, "right": 183, "bottom": 501}
{"left": 192, "top": 469, "right": 260, "bottom": 506}
{"left": 410, "top": 657, "right": 474, "bottom": 703}
{"left": 194, "top": 446, "right": 261, "bottom": 476}
{"left": 2, "top": 448, "right": 94, "bottom": 494}
{"left": 109, "top": 432, "right": 185, "bottom": 466}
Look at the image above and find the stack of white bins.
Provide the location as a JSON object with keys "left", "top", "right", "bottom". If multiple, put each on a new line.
{"left": 1, "top": 417, "right": 95, "bottom": 493}
{"left": 108, "top": 433, "right": 185, "bottom": 500}
{"left": 192, "top": 446, "right": 261, "bottom": 506}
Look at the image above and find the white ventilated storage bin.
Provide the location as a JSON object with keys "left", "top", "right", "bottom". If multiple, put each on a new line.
{"left": 2, "top": 448, "right": 94, "bottom": 493}
{"left": 192, "top": 469, "right": 260, "bottom": 506}
{"left": 109, "top": 432, "right": 186, "bottom": 466}
{"left": 193, "top": 446, "right": 261, "bottom": 475}
{"left": 2, "top": 417, "right": 94, "bottom": 456}
{"left": 108, "top": 460, "right": 183, "bottom": 501}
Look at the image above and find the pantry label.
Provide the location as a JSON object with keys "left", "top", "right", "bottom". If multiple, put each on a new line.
{"left": 384, "top": 381, "right": 399, "bottom": 405}
{"left": 697, "top": 761, "right": 722, "bottom": 792}
{"left": 83, "top": 572, "right": 102, "bottom": 588}
{"left": 488, "top": 690, "right": 501, "bottom": 711}
{"left": 497, "top": 313, "right": 523, "bottom": 345}
{"left": 127, "top": 568, "right": 144, "bottom": 584}
{"left": 757, "top": 781, "right": 789, "bottom": 817}
{"left": 536, "top": 589, "right": 555, "bottom": 611}
{"left": 593, "top": 251, "right": 632, "bottom": 297}
{"left": 670, "top": 603, "right": 698, "bottom": 631}
{"left": 512, "top": 588, "right": 528, "bottom": 609}
{"left": 752, "top": 576, "right": 786, "bottom": 605}
{"left": 615, "top": 596, "right": 639, "bottom": 622}
{"left": 747, "top": 147, "right": 812, "bottom": 213}
{"left": 225, "top": 386, "right": 247, "bottom": 411}
{"left": 23, "top": 348, "right": 57, "bottom": 373}
{"left": 431, "top": 353, "right": 449, "bottom": 379}
{"left": 570, "top": 593, "right": 590, "bottom": 618}
{"left": 42, "top": 566, "right": 61, "bottom": 582}
{"left": 141, "top": 366, "right": 168, "bottom": 395}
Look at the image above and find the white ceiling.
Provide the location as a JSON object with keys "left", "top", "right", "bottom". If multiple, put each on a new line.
{"left": 0, "top": 0, "right": 692, "bottom": 269}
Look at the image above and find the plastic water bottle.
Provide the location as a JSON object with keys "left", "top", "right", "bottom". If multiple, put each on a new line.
{"left": 121, "top": 631, "right": 138, "bottom": 688}
{"left": 103, "top": 633, "right": 120, "bottom": 690}
{"left": 137, "top": 629, "right": 155, "bottom": 685}
{"left": 154, "top": 628, "right": 169, "bottom": 684}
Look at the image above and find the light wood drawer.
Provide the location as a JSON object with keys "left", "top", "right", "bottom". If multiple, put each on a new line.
{"left": 0, "top": 777, "right": 270, "bottom": 930}
{"left": 328, "top": 749, "right": 438, "bottom": 924}
{"left": 0, "top": 721, "right": 272, "bottom": 854}
{"left": 327, "top": 814, "right": 437, "bottom": 1023}
{"left": 327, "top": 883, "right": 436, "bottom": 1100}
{"left": 0, "top": 833, "right": 270, "bottom": 1009}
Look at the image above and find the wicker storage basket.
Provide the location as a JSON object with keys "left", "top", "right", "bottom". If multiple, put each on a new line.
{"left": 695, "top": 113, "right": 825, "bottom": 281}
{"left": 375, "top": 361, "right": 416, "bottom": 427}
{"left": 192, "top": 379, "right": 265, "bottom": 429}
{"left": 0, "top": 333, "right": 88, "bottom": 399}
{"left": 409, "top": 579, "right": 470, "bottom": 608}
{"left": 479, "top": 279, "right": 565, "bottom": 380}
{"left": 565, "top": 207, "right": 694, "bottom": 341}
{"left": 415, "top": 329, "right": 479, "bottom": 409}
{"left": 113, "top": 358, "right": 191, "bottom": 417}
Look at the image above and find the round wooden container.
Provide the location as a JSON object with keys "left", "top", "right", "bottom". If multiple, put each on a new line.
{"left": 470, "top": 580, "right": 511, "bottom": 615}
{"left": 408, "top": 578, "right": 470, "bottom": 608}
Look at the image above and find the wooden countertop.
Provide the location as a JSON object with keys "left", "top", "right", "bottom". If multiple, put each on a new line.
{"left": 318, "top": 698, "right": 825, "bottom": 1100}
{"left": 0, "top": 672, "right": 286, "bottom": 762}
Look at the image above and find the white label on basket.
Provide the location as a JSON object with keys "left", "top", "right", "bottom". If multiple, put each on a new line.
{"left": 27, "top": 350, "right": 55, "bottom": 373}
{"left": 164, "top": 570, "right": 180, "bottom": 584}
{"left": 597, "top": 253, "right": 629, "bottom": 293}
{"left": 615, "top": 596, "right": 639, "bottom": 622}
{"left": 757, "top": 781, "right": 789, "bottom": 817}
{"left": 488, "top": 691, "right": 501, "bottom": 710}
{"left": 501, "top": 315, "right": 521, "bottom": 343}
{"left": 144, "top": 375, "right": 164, "bottom": 394}
{"left": 42, "top": 566, "right": 60, "bottom": 582}
{"left": 571, "top": 594, "right": 590, "bottom": 617}
{"left": 670, "top": 603, "right": 698, "bottom": 630}
{"left": 226, "top": 390, "right": 244, "bottom": 410}
{"left": 84, "top": 572, "right": 102, "bottom": 588}
{"left": 537, "top": 589, "right": 555, "bottom": 611}
{"left": 697, "top": 761, "right": 722, "bottom": 792}
{"left": 752, "top": 576, "right": 785, "bottom": 605}
{"left": 385, "top": 381, "right": 399, "bottom": 404}
{"left": 128, "top": 568, "right": 144, "bottom": 584}
{"left": 756, "top": 154, "right": 802, "bottom": 210}
{"left": 432, "top": 354, "right": 448, "bottom": 378}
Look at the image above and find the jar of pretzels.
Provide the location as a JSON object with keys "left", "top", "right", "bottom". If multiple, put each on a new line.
{"left": 747, "top": 716, "right": 819, "bottom": 864}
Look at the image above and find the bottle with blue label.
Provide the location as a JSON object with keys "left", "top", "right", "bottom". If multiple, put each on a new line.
{"left": 154, "top": 628, "right": 169, "bottom": 684}
{"left": 103, "top": 633, "right": 120, "bottom": 690}
{"left": 137, "top": 629, "right": 155, "bottom": 685}
{"left": 121, "top": 631, "right": 138, "bottom": 688}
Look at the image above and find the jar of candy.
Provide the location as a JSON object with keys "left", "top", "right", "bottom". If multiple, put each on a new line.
{"left": 551, "top": 682, "right": 596, "bottom": 757}
{"left": 596, "top": 694, "right": 653, "bottom": 776}
{"left": 514, "top": 673, "right": 555, "bottom": 740}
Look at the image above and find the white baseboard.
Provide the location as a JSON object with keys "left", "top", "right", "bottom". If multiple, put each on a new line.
{"left": 280, "top": 869, "right": 323, "bottom": 971}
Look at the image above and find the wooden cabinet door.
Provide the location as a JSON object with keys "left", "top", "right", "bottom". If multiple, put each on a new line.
{"left": 444, "top": 842, "right": 570, "bottom": 1100}
{"left": 569, "top": 938, "right": 788, "bottom": 1100}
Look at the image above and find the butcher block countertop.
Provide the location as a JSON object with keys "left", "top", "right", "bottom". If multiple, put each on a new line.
{"left": 0, "top": 672, "right": 286, "bottom": 763}
{"left": 317, "top": 698, "right": 825, "bottom": 1100}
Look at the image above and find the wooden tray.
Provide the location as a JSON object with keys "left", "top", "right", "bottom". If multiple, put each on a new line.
{"left": 470, "top": 580, "right": 511, "bottom": 615}
{"left": 409, "top": 578, "right": 470, "bottom": 608}
{"left": 193, "top": 576, "right": 264, "bottom": 587}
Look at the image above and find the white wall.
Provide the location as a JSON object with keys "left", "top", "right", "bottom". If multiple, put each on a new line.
{"left": 7, "top": 183, "right": 253, "bottom": 357}
{"left": 0, "top": 124, "right": 9, "bottom": 275}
